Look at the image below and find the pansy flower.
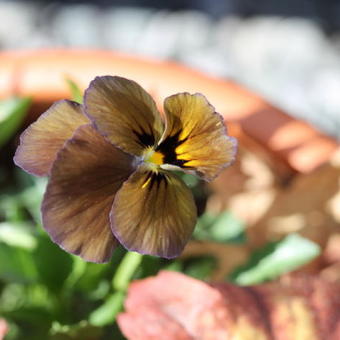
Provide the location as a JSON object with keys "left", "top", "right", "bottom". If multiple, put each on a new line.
{"left": 14, "top": 76, "right": 237, "bottom": 262}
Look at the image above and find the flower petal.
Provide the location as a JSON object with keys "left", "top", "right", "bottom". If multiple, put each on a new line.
{"left": 84, "top": 76, "right": 164, "bottom": 156}
{"left": 14, "top": 100, "right": 88, "bottom": 176}
{"left": 42, "top": 124, "right": 137, "bottom": 263}
{"left": 111, "top": 165, "right": 197, "bottom": 258}
{"left": 158, "top": 93, "right": 237, "bottom": 181}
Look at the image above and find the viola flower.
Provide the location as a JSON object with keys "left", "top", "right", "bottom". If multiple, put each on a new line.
{"left": 14, "top": 76, "right": 237, "bottom": 262}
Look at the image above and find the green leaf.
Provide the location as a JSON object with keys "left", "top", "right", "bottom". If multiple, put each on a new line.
{"left": 107, "top": 323, "right": 127, "bottom": 340}
{"left": 33, "top": 235, "right": 73, "bottom": 293}
{"left": 50, "top": 321, "right": 103, "bottom": 340}
{"left": 136, "top": 255, "right": 162, "bottom": 278}
{"left": 0, "top": 243, "right": 38, "bottom": 283}
{"left": 180, "top": 173, "right": 200, "bottom": 188}
{"left": 88, "top": 291, "right": 125, "bottom": 326}
{"left": 0, "top": 283, "right": 28, "bottom": 312}
{"left": 0, "top": 194, "right": 28, "bottom": 223}
{"left": 194, "top": 211, "right": 246, "bottom": 244}
{"left": 0, "top": 97, "right": 31, "bottom": 147}
{"left": 0, "top": 170, "right": 46, "bottom": 224}
{"left": 65, "top": 78, "right": 83, "bottom": 104}
{"left": 163, "top": 260, "right": 183, "bottom": 272}
{"left": 0, "top": 283, "right": 54, "bottom": 314}
{"left": 229, "top": 234, "right": 321, "bottom": 285}
{"left": 63, "top": 257, "right": 87, "bottom": 293}
{"left": 183, "top": 255, "right": 217, "bottom": 280}
{"left": 0, "top": 222, "right": 37, "bottom": 249}
{"left": 71, "top": 247, "right": 126, "bottom": 294}
{"left": 18, "top": 175, "right": 47, "bottom": 224}
{"left": 3, "top": 306, "right": 52, "bottom": 339}
{"left": 174, "top": 171, "right": 207, "bottom": 204}
{"left": 72, "top": 262, "right": 109, "bottom": 294}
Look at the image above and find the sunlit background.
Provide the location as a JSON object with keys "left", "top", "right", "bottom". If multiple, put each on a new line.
{"left": 0, "top": 1, "right": 340, "bottom": 339}
{"left": 2, "top": 0, "right": 340, "bottom": 137}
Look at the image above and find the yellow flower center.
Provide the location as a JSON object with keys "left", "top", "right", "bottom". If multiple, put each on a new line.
{"left": 148, "top": 151, "right": 164, "bottom": 165}
{"left": 143, "top": 147, "right": 164, "bottom": 167}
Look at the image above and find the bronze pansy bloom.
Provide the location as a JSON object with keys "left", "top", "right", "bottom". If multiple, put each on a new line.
{"left": 14, "top": 76, "right": 237, "bottom": 262}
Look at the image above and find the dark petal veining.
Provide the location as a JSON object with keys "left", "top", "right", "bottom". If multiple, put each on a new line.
{"left": 111, "top": 164, "right": 197, "bottom": 259}
{"left": 160, "top": 93, "right": 237, "bottom": 181}
{"left": 84, "top": 76, "right": 164, "bottom": 156}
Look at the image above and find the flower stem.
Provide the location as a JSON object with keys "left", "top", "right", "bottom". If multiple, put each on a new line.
{"left": 112, "top": 251, "right": 143, "bottom": 291}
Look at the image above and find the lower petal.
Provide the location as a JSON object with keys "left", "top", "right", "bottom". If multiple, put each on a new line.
{"left": 42, "top": 124, "right": 137, "bottom": 263}
{"left": 111, "top": 165, "right": 197, "bottom": 258}
{"left": 14, "top": 100, "right": 88, "bottom": 176}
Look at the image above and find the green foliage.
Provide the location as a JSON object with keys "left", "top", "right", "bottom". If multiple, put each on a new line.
{"left": 89, "top": 291, "right": 125, "bottom": 327}
{"left": 65, "top": 78, "right": 83, "bottom": 104}
{"left": 194, "top": 211, "right": 246, "bottom": 244}
{"left": 181, "top": 255, "right": 217, "bottom": 280}
{"left": 33, "top": 235, "right": 73, "bottom": 293}
{"left": 0, "top": 97, "right": 31, "bottom": 148}
{"left": 229, "top": 234, "right": 321, "bottom": 285}
{"left": 50, "top": 321, "right": 103, "bottom": 340}
{"left": 0, "top": 92, "right": 321, "bottom": 339}
{"left": 0, "top": 243, "right": 38, "bottom": 283}
{"left": 0, "top": 167, "right": 321, "bottom": 338}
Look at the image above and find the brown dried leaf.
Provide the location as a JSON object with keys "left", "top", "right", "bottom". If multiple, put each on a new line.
{"left": 0, "top": 319, "right": 8, "bottom": 340}
{"left": 118, "top": 271, "right": 340, "bottom": 340}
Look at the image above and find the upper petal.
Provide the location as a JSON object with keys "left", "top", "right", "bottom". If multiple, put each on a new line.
{"left": 158, "top": 93, "right": 237, "bottom": 181}
{"left": 111, "top": 165, "right": 197, "bottom": 258}
{"left": 84, "top": 76, "right": 164, "bottom": 156}
{"left": 42, "top": 124, "right": 137, "bottom": 263}
{"left": 14, "top": 100, "right": 89, "bottom": 176}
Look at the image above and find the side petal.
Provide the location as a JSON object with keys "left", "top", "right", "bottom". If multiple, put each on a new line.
{"left": 111, "top": 165, "right": 197, "bottom": 258}
{"left": 42, "top": 124, "right": 137, "bottom": 263}
{"left": 84, "top": 76, "right": 164, "bottom": 156}
{"left": 14, "top": 100, "right": 89, "bottom": 176}
{"left": 158, "top": 93, "right": 237, "bottom": 181}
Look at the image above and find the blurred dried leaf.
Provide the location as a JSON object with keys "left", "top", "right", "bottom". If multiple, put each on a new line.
{"left": 118, "top": 271, "right": 340, "bottom": 340}
{"left": 207, "top": 143, "right": 340, "bottom": 261}
{"left": 183, "top": 241, "right": 249, "bottom": 280}
{"left": 0, "top": 319, "right": 8, "bottom": 340}
{"left": 324, "top": 233, "right": 340, "bottom": 264}
{"left": 249, "top": 153, "right": 340, "bottom": 247}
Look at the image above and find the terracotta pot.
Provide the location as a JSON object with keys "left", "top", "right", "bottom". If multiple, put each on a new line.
{"left": 0, "top": 49, "right": 337, "bottom": 175}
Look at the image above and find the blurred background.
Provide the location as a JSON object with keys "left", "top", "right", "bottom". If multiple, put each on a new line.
{"left": 0, "top": 1, "right": 340, "bottom": 339}
{"left": 1, "top": 0, "right": 340, "bottom": 137}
